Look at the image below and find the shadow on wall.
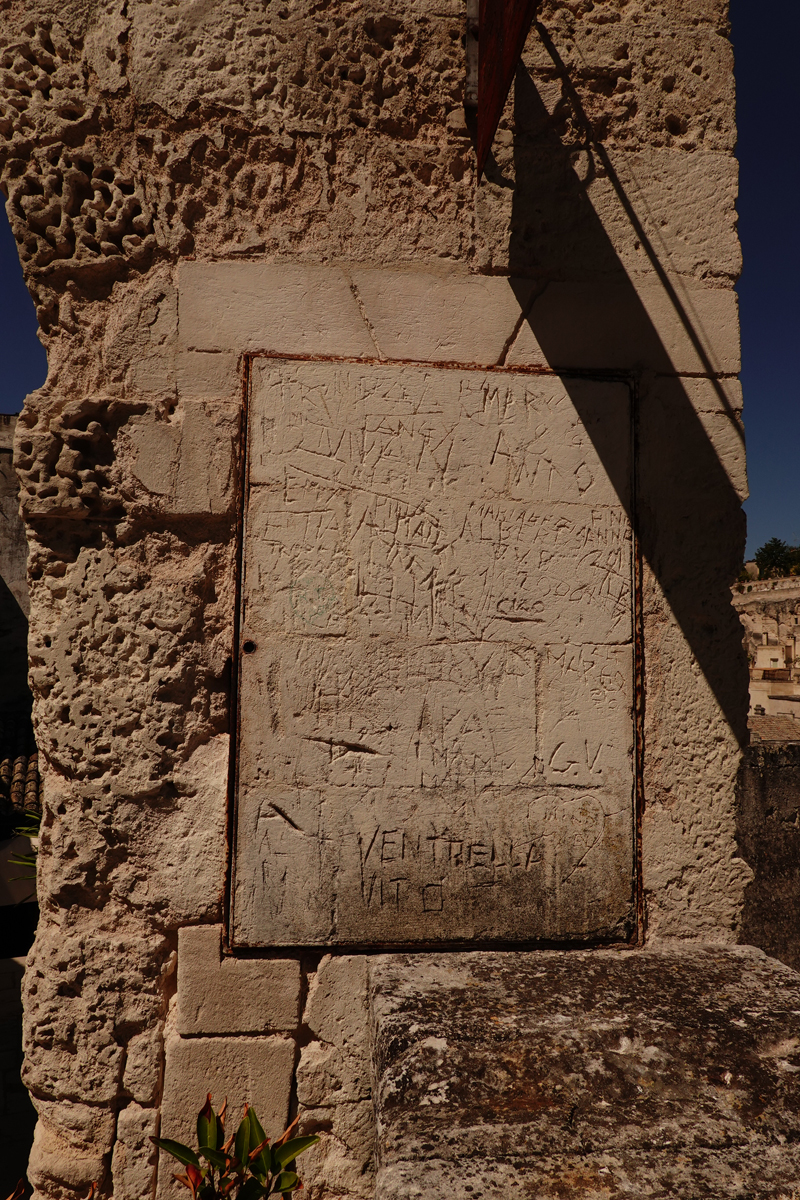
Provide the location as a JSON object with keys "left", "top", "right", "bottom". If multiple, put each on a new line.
{"left": 0, "top": 416, "right": 39, "bottom": 956}
{"left": 0, "top": 957, "right": 37, "bottom": 1198}
{"left": 496, "top": 41, "right": 747, "bottom": 747}
{"left": 737, "top": 742, "right": 800, "bottom": 971}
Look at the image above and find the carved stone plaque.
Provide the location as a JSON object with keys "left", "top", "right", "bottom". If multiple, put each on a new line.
{"left": 231, "top": 359, "right": 635, "bottom": 946}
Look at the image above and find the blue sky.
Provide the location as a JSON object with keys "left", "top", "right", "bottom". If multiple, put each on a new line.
{"left": 0, "top": 4, "right": 797, "bottom": 560}
{"left": 731, "top": 0, "right": 800, "bottom": 557}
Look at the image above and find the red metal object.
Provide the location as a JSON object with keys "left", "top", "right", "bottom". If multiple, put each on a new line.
{"left": 476, "top": 0, "right": 538, "bottom": 177}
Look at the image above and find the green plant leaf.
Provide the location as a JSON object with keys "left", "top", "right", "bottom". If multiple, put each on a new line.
{"left": 197, "top": 1095, "right": 217, "bottom": 1151}
{"left": 234, "top": 1114, "right": 250, "bottom": 1170}
{"left": 14, "top": 810, "right": 41, "bottom": 839}
{"left": 200, "top": 1147, "right": 229, "bottom": 1171}
{"left": 239, "top": 1175, "right": 266, "bottom": 1200}
{"left": 271, "top": 1172, "right": 298, "bottom": 1194}
{"left": 273, "top": 1138, "right": 319, "bottom": 1170}
{"left": 153, "top": 1138, "right": 201, "bottom": 1168}
{"left": 248, "top": 1157, "right": 268, "bottom": 1184}
{"left": 247, "top": 1109, "right": 268, "bottom": 1155}
{"left": 247, "top": 1110, "right": 270, "bottom": 1181}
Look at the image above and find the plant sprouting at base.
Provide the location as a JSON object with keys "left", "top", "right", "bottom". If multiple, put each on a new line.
{"left": 153, "top": 1096, "right": 319, "bottom": 1200}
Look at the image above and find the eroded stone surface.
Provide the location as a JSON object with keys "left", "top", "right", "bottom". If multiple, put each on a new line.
{"left": 297, "top": 956, "right": 374, "bottom": 1200}
{"left": 232, "top": 361, "right": 635, "bottom": 947}
{"left": 111, "top": 1104, "right": 159, "bottom": 1200}
{"left": 371, "top": 947, "right": 800, "bottom": 1199}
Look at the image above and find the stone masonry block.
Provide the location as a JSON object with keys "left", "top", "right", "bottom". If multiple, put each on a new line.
{"left": 506, "top": 278, "right": 740, "bottom": 375}
{"left": 588, "top": 148, "right": 741, "bottom": 283}
{"left": 298, "top": 956, "right": 374, "bottom": 1200}
{"left": 350, "top": 270, "right": 537, "bottom": 365}
{"left": 123, "top": 1028, "right": 163, "bottom": 1105}
{"left": 177, "top": 925, "right": 301, "bottom": 1035}
{"left": 231, "top": 359, "right": 636, "bottom": 949}
{"left": 177, "top": 262, "right": 375, "bottom": 357}
{"left": 298, "top": 955, "right": 370, "bottom": 1108}
{"left": 298, "top": 1101, "right": 375, "bottom": 1200}
{"left": 157, "top": 1034, "right": 294, "bottom": 1200}
{"left": 126, "top": 401, "right": 237, "bottom": 516}
{"left": 28, "top": 1120, "right": 107, "bottom": 1195}
{"left": 177, "top": 263, "right": 738, "bottom": 377}
{"left": 27, "top": 1099, "right": 115, "bottom": 1195}
{"left": 176, "top": 351, "right": 241, "bottom": 400}
{"left": 112, "top": 1103, "right": 159, "bottom": 1200}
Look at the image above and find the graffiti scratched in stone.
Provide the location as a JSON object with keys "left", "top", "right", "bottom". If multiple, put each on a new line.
{"left": 232, "top": 360, "right": 636, "bottom": 946}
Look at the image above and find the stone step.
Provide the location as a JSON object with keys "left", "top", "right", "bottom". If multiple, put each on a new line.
{"left": 370, "top": 946, "right": 800, "bottom": 1199}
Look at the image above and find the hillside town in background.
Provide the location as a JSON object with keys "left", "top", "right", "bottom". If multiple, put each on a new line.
{"left": 735, "top": 537, "right": 800, "bottom": 741}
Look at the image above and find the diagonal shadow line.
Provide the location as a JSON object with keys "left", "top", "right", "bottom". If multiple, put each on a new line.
{"left": 506, "top": 66, "right": 749, "bottom": 747}
{"left": 534, "top": 21, "right": 743, "bottom": 440}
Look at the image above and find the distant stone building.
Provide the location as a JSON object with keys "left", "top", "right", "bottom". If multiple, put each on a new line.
{"left": 732, "top": 576, "right": 800, "bottom": 721}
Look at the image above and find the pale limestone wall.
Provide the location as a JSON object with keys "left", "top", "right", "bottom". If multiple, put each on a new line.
{"left": 0, "top": 0, "right": 746, "bottom": 1197}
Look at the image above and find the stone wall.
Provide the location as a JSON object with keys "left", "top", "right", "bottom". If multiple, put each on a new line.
{"left": 0, "top": 1, "right": 751, "bottom": 1197}
{"left": 0, "top": 956, "right": 37, "bottom": 1198}
{"left": 0, "top": 413, "right": 40, "bottom": 949}
{"left": 737, "top": 740, "right": 800, "bottom": 972}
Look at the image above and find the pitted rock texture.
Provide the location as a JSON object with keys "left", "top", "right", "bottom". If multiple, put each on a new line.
{"left": 371, "top": 947, "right": 800, "bottom": 1198}
{"left": 0, "top": 0, "right": 740, "bottom": 332}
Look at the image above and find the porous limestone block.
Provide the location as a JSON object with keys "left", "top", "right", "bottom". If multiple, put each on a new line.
{"left": 177, "top": 262, "right": 375, "bottom": 357}
{"left": 123, "top": 1028, "right": 164, "bottom": 1105}
{"left": 298, "top": 1102, "right": 376, "bottom": 1200}
{"left": 111, "top": 1104, "right": 159, "bottom": 1200}
{"left": 298, "top": 956, "right": 371, "bottom": 1107}
{"left": 177, "top": 925, "right": 301, "bottom": 1035}
{"left": 640, "top": 566, "right": 749, "bottom": 944}
{"left": 522, "top": 3, "right": 736, "bottom": 154}
{"left": 27, "top": 1099, "right": 116, "bottom": 1195}
{"left": 584, "top": 147, "right": 742, "bottom": 283}
{"left": 22, "top": 920, "right": 169, "bottom": 1106}
{"left": 482, "top": 135, "right": 741, "bottom": 285}
{"left": 157, "top": 1035, "right": 294, "bottom": 1199}
{"left": 371, "top": 947, "right": 800, "bottom": 1199}
{"left": 231, "top": 359, "right": 636, "bottom": 947}
{"left": 176, "top": 262, "right": 739, "bottom": 376}
{"left": 33, "top": 742, "right": 229, "bottom": 929}
{"left": 102, "top": 270, "right": 178, "bottom": 400}
{"left": 297, "top": 956, "right": 374, "bottom": 1200}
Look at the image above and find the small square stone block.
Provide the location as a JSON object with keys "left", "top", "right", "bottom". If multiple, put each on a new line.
{"left": 157, "top": 1034, "right": 294, "bottom": 1200}
{"left": 177, "top": 925, "right": 301, "bottom": 1035}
